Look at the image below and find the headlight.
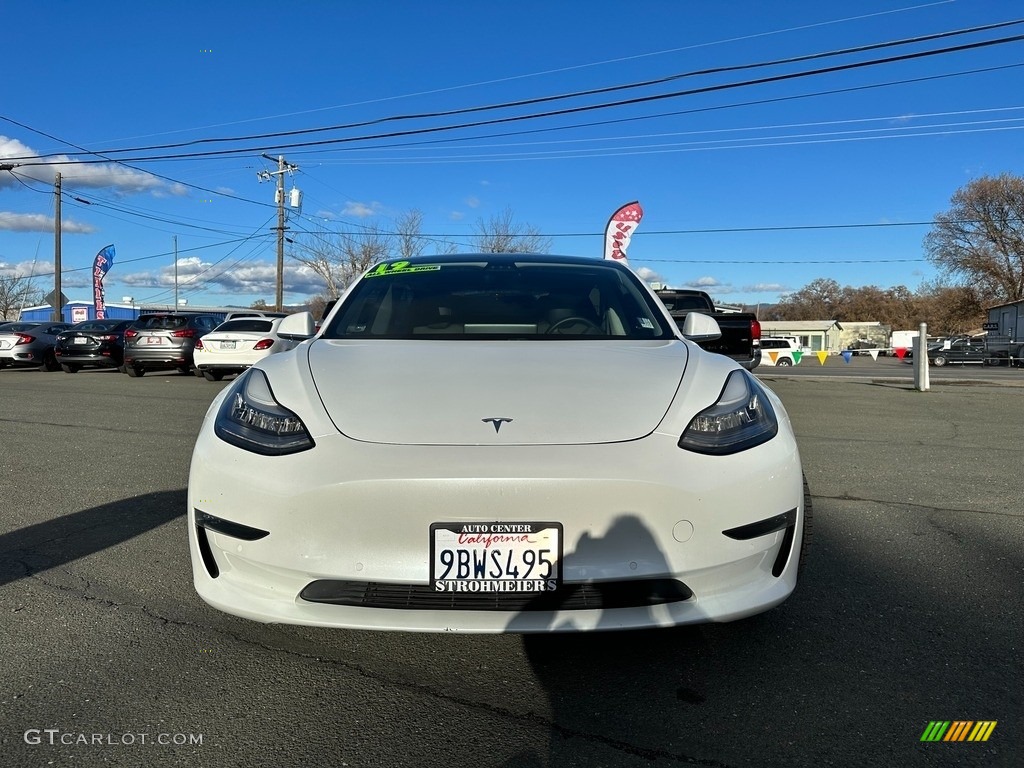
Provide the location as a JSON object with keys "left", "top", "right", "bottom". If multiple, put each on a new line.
{"left": 678, "top": 370, "right": 778, "bottom": 455}
{"left": 213, "top": 369, "right": 315, "bottom": 455}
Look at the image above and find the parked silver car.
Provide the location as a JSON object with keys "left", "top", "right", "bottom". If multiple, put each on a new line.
{"left": 122, "top": 313, "right": 221, "bottom": 377}
{"left": 0, "top": 321, "right": 74, "bottom": 370}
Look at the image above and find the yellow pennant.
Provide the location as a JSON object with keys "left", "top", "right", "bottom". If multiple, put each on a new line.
{"left": 816, "top": 351, "right": 829, "bottom": 365}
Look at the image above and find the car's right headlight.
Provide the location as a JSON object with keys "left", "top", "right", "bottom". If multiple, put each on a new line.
{"left": 213, "top": 369, "right": 315, "bottom": 455}
{"left": 678, "top": 369, "right": 778, "bottom": 455}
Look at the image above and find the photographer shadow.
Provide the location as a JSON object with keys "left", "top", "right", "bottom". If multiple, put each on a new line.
{"left": 502, "top": 515, "right": 712, "bottom": 767}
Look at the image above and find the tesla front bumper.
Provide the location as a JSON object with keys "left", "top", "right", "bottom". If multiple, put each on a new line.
{"left": 187, "top": 428, "right": 806, "bottom": 633}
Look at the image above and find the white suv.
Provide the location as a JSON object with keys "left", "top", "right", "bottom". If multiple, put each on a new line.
{"left": 759, "top": 337, "right": 803, "bottom": 366}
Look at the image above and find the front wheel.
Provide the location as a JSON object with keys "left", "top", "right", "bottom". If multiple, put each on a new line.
{"left": 61, "top": 363, "right": 80, "bottom": 373}
{"left": 932, "top": 355, "right": 947, "bottom": 367}
{"left": 126, "top": 365, "right": 145, "bottom": 377}
{"left": 42, "top": 351, "right": 61, "bottom": 372}
{"left": 776, "top": 358, "right": 793, "bottom": 367}
{"left": 202, "top": 370, "right": 224, "bottom": 382}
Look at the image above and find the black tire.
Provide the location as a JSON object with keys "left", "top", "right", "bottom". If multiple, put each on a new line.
{"left": 800, "top": 475, "right": 813, "bottom": 570}
{"left": 932, "top": 355, "right": 947, "bottom": 367}
{"left": 60, "top": 363, "right": 80, "bottom": 373}
{"left": 177, "top": 365, "right": 191, "bottom": 375}
{"left": 42, "top": 351, "right": 61, "bottom": 372}
{"left": 0, "top": 359, "right": 8, "bottom": 369}
{"left": 202, "top": 370, "right": 225, "bottom": 382}
{"left": 193, "top": 368, "right": 205, "bottom": 378}
{"left": 776, "top": 358, "right": 793, "bottom": 367}
{"left": 126, "top": 365, "right": 145, "bottom": 377}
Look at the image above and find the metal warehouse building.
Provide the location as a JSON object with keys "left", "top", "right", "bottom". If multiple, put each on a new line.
{"left": 19, "top": 301, "right": 243, "bottom": 323}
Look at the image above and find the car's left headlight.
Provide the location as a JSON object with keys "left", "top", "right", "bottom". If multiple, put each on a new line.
{"left": 213, "top": 369, "right": 315, "bottom": 455}
{"left": 678, "top": 369, "right": 778, "bottom": 455}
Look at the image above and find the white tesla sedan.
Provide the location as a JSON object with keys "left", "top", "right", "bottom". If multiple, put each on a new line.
{"left": 188, "top": 254, "right": 809, "bottom": 633}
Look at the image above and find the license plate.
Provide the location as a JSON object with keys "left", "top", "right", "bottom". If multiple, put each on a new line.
{"left": 74, "top": 337, "right": 89, "bottom": 345}
{"left": 430, "top": 522, "right": 562, "bottom": 593}
{"left": 220, "top": 340, "right": 236, "bottom": 350}
{"left": 146, "top": 337, "right": 162, "bottom": 345}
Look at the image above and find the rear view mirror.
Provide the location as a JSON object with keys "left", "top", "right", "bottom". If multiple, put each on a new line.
{"left": 277, "top": 312, "right": 316, "bottom": 340}
{"left": 681, "top": 312, "right": 722, "bottom": 342}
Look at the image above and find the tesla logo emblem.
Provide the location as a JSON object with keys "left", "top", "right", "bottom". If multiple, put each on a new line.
{"left": 482, "top": 417, "right": 513, "bottom": 433}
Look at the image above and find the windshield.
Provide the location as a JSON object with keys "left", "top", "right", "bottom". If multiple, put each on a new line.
{"left": 214, "top": 319, "right": 273, "bottom": 333}
{"left": 322, "top": 258, "right": 672, "bottom": 340}
{"left": 136, "top": 315, "right": 189, "bottom": 330}
{"left": 72, "top": 320, "right": 126, "bottom": 331}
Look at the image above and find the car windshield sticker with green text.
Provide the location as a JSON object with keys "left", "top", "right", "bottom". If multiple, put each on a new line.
{"left": 364, "top": 261, "right": 441, "bottom": 278}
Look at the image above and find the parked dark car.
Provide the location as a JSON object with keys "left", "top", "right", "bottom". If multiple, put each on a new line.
{"left": 122, "top": 313, "right": 221, "bottom": 377}
{"left": 54, "top": 319, "right": 134, "bottom": 372}
{"left": 0, "top": 321, "right": 74, "bottom": 370}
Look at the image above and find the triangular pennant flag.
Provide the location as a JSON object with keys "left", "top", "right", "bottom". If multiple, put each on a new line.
{"left": 816, "top": 351, "right": 829, "bottom": 365}
{"left": 894, "top": 347, "right": 907, "bottom": 360}
{"left": 869, "top": 350, "right": 879, "bottom": 361}
{"left": 792, "top": 350, "right": 803, "bottom": 364}
{"left": 841, "top": 350, "right": 853, "bottom": 363}
{"left": 768, "top": 351, "right": 779, "bottom": 364}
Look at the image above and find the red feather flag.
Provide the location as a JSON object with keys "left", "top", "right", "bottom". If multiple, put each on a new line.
{"left": 604, "top": 201, "right": 643, "bottom": 262}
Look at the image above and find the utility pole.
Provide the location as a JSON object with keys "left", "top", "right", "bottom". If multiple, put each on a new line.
{"left": 173, "top": 235, "right": 179, "bottom": 307}
{"left": 257, "top": 155, "right": 298, "bottom": 312}
{"left": 54, "top": 172, "right": 62, "bottom": 321}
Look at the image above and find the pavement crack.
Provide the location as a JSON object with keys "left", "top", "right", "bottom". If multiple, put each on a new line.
{"left": 811, "top": 492, "right": 1020, "bottom": 519}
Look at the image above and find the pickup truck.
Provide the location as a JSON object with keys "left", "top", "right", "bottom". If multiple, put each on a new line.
{"left": 928, "top": 335, "right": 1024, "bottom": 366}
{"left": 655, "top": 289, "right": 761, "bottom": 370}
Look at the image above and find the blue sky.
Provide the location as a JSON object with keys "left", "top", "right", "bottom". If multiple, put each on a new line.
{"left": 2, "top": 0, "right": 1023, "bottom": 310}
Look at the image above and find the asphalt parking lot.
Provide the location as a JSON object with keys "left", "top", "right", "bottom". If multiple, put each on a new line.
{"left": 1, "top": 367, "right": 1021, "bottom": 767}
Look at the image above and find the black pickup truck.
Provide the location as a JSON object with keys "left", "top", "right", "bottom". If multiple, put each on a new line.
{"left": 655, "top": 289, "right": 761, "bottom": 370}
{"left": 928, "top": 335, "right": 1024, "bottom": 366}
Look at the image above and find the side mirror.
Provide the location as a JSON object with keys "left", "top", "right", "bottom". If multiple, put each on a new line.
{"left": 680, "top": 311, "right": 722, "bottom": 342}
{"left": 278, "top": 311, "right": 316, "bottom": 341}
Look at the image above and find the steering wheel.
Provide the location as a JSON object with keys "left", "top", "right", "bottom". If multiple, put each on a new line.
{"left": 546, "top": 316, "right": 603, "bottom": 335}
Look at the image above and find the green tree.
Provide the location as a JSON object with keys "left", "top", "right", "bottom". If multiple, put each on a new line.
{"left": 924, "top": 173, "right": 1024, "bottom": 303}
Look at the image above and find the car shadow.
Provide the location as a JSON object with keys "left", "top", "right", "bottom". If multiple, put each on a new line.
{"left": 0, "top": 489, "right": 186, "bottom": 587}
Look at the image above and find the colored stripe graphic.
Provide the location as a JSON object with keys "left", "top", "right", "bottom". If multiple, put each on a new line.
{"left": 920, "top": 721, "right": 996, "bottom": 742}
{"left": 921, "top": 721, "right": 950, "bottom": 741}
{"left": 968, "top": 722, "right": 997, "bottom": 741}
{"left": 944, "top": 721, "right": 972, "bottom": 741}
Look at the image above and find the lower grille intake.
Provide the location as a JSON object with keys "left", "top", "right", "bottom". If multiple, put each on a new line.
{"left": 300, "top": 579, "right": 693, "bottom": 611}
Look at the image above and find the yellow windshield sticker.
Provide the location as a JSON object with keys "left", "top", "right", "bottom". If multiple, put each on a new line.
{"left": 365, "top": 261, "right": 442, "bottom": 278}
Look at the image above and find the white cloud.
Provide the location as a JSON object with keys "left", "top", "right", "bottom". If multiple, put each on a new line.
{"left": 449, "top": 211, "right": 465, "bottom": 221}
{"left": 0, "top": 212, "right": 96, "bottom": 233}
{"left": 119, "top": 259, "right": 325, "bottom": 296}
{"left": 465, "top": 196, "right": 481, "bottom": 208}
{"left": 683, "top": 276, "right": 721, "bottom": 288}
{"left": 341, "top": 201, "right": 381, "bottom": 218}
{"left": 0, "top": 135, "right": 184, "bottom": 195}
{"left": 633, "top": 266, "right": 664, "bottom": 284}
{"left": 742, "top": 283, "right": 790, "bottom": 293}
{"left": 0, "top": 259, "right": 91, "bottom": 288}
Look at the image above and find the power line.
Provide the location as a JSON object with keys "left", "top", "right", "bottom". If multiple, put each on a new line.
{"left": 8, "top": 30, "right": 1024, "bottom": 166}
{"left": 80, "top": 1, "right": 958, "bottom": 144}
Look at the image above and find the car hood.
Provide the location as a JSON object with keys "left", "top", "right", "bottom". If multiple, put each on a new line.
{"left": 304, "top": 339, "right": 688, "bottom": 445}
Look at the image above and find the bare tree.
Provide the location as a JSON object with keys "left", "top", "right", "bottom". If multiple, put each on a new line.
{"left": 293, "top": 222, "right": 391, "bottom": 297}
{"left": 393, "top": 209, "right": 427, "bottom": 260}
{"left": 0, "top": 273, "right": 43, "bottom": 320}
{"left": 471, "top": 207, "right": 552, "bottom": 254}
{"left": 924, "top": 173, "right": 1024, "bottom": 303}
